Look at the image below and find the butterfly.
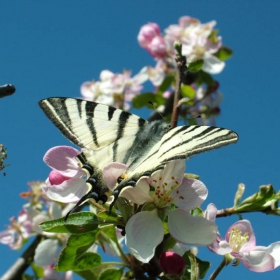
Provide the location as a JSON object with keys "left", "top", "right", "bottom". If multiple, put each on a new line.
{"left": 39, "top": 97, "right": 238, "bottom": 218}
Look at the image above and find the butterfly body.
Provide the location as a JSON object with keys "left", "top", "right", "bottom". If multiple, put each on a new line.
{"left": 39, "top": 97, "right": 238, "bottom": 216}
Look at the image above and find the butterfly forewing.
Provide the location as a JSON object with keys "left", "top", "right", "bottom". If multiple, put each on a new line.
{"left": 39, "top": 97, "right": 147, "bottom": 165}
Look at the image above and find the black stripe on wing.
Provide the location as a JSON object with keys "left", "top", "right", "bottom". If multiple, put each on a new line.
{"left": 159, "top": 125, "right": 238, "bottom": 163}
{"left": 39, "top": 98, "right": 85, "bottom": 147}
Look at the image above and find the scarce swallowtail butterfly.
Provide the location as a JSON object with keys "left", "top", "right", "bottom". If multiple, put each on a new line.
{"left": 39, "top": 97, "right": 238, "bottom": 218}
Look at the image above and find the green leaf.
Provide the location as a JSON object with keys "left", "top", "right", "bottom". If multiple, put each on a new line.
{"left": 98, "top": 211, "right": 119, "bottom": 223}
{"left": 31, "top": 263, "right": 44, "bottom": 278}
{"left": 214, "top": 46, "right": 233, "bottom": 61}
{"left": 157, "top": 75, "right": 175, "bottom": 95}
{"left": 188, "top": 59, "right": 204, "bottom": 72}
{"left": 57, "top": 231, "right": 101, "bottom": 272}
{"left": 196, "top": 71, "right": 215, "bottom": 86}
{"left": 76, "top": 270, "right": 98, "bottom": 280}
{"left": 39, "top": 212, "right": 100, "bottom": 234}
{"left": 181, "top": 85, "right": 195, "bottom": 99}
{"left": 234, "top": 184, "right": 280, "bottom": 213}
{"left": 132, "top": 93, "right": 165, "bottom": 109}
{"left": 98, "top": 268, "right": 124, "bottom": 280}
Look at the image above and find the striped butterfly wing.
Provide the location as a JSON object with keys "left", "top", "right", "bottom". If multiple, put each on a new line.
{"left": 39, "top": 97, "right": 239, "bottom": 215}
{"left": 115, "top": 124, "right": 238, "bottom": 192}
{"left": 39, "top": 97, "right": 148, "bottom": 169}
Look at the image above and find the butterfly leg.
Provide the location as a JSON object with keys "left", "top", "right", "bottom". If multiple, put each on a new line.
{"left": 64, "top": 177, "right": 108, "bottom": 221}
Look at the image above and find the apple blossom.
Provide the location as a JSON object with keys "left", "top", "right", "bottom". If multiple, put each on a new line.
{"left": 121, "top": 160, "right": 217, "bottom": 262}
{"left": 165, "top": 16, "right": 225, "bottom": 74}
{"left": 206, "top": 204, "right": 280, "bottom": 272}
{"left": 81, "top": 68, "right": 148, "bottom": 109}
{"left": 137, "top": 22, "right": 161, "bottom": 48}
{"left": 0, "top": 209, "right": 32, "bottom": 249}
{"left": 42, "top": 146, "right": 89, "bottom": 204}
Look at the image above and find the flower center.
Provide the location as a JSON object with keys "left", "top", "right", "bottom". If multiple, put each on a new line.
{"left": 151, "top": 176, "right": 180, "bottom": 208}
{"left": 228, "top": 226, "right": 249, "bottom": 252}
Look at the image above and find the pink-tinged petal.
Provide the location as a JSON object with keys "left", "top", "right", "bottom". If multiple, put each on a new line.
{"left": 34, "top": 239, "right": 60, "bottom": 266}
{"left": 43, "top": 146, "right": 83, "bottom": 177}
{"left": 120, "top": 179, "right": 152, "bottom": 204}
{"left": 0, "top": 230, "right": 15, "bottom": 245}
{"left": 125, "top": 210, "right": 164, "bottom": 263}
{"left": 172, "top": 178, "right": 207, "bottom": 210}
{"left": 42, "top": 177, "right": 89, "bottom": 203}
{"left": 204, "top": 203, "right": 217, "bottom": 223}
{"left": 247, "top": 242, "right": 280, "bottom": 269}
{"left": 202, "top": 53, "right": 225, "bottom": 74}
{"left": 49, "top": 170, "right": 70, "bottom": 185}
{"left": 138, "top": 23, "right": 161, "bottom": 48}
{"left": 208, "top": 238, "right": 233, "bottom": 255}
{"left": 233, "top": 250, "right": 275, "bottom": 272}
{"left": 226, "top": 220, "right": 256, "bottom": 250}
{"left": 168, "top": 208, "right": 217, "bottom": 245}
{"left": 103, "top": 162, "right": 127, "bottom": 190}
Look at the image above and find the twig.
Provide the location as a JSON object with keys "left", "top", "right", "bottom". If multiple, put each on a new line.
{"left": 1, "top": 235, "right": 42, "bottom": 280}
{"left": 0, "top": 84, "right": 16, "bottom": 98}
{"left": 171, "top": 42, "right": 186, "bottom": 128}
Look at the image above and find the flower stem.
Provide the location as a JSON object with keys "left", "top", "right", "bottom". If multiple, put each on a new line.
{"left": 171, "top": 41, "right": 186, "bottom": 128}
{"left": 209, "top": 257, "right": 227, "bottom": 280}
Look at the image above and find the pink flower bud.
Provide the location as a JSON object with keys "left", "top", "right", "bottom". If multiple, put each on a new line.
{"left": 48, "top": 170, "right": 70, "bottom": 185}
{"left": 147, "top": 36, "right": 168, "bottom": 58}
{"left": 138, "top": 22, "right": 161, "bottom": 48}
{"left": 159, "top": 251, "right": 186, "bottom": 275}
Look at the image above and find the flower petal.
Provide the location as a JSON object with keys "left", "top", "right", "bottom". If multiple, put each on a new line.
{"left": 147, "top": 160, "right": 185, "bottom": 192}
{"left": 202, "top": 53, "right": 225, "bottom": 74}
{"left": 204, "top": 203, "right": 217, "bottom": 223}
{"left": 172, "top": 178, "right": 207, "bottom": 210}
{"left": 168, "top": 208, "right": 217, "bottom": 245}
{"left": 42, "top": 177, "right": 89, "bottom": 203}
{"left": 43, "top": 146, "right": 83, "bottom": 177}
{"left": 103, "top": 162, "right": 127, "bottom": 190}
{"left": 120, "top": 179, "right": 153, "bottom": 204}
{"left": 34, "top": 239, "right": 60, "bottom": 266}
{"left": 125, "top": 210, "right": 164, "bottom": 262}
{"left": 233, "top": 250, "right": 275, "bottom": 272}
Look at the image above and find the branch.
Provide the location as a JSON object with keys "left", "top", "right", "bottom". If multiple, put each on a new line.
{"left": 1, "top": 235, "right": 42, "bottom": 280}
{"left": 0, "top": 84, "right": 16, "bottom": 98}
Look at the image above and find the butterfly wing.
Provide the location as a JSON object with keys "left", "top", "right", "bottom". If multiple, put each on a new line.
{"left": 117, "top": 124, "right": 238, "bottom": 189}
{"left": 39, "top": 97, "right": 148, "bottom": 168}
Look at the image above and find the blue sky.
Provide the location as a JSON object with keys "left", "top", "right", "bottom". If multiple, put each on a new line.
{"left": 0, "top": 1, "right": 280, "bottom": 279}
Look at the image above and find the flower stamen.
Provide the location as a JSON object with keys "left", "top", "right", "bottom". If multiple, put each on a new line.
{"left": 228, "top": 226, "right": 249, "bottom": 252}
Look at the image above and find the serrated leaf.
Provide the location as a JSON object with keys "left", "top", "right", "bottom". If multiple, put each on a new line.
{"left": 132, "top": 93, "right": 165, "bottom": 109}
{"left": 181, "top": 85, "right": 195, "bottom": 99}
{"left": 157, "top": 75, "right": 175, "bottom": 95}
{"left": 99, "top": 268, "right": 124, "bottom": 280}
{"left": 214, "top": 46, "right": 233, "bottom": 61}
{"left": 188, "top": 59, "right": 204, "bottom": 72}
{"left": 39, "top": 212, "right": 100, "bottom": 234}
{"left": 57, "top": 231, "right": 101, "bottom": 271}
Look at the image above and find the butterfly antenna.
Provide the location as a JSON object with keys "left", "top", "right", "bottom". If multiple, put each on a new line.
{"left": 148, "top": 101, "right": 164, "bottom": 120}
